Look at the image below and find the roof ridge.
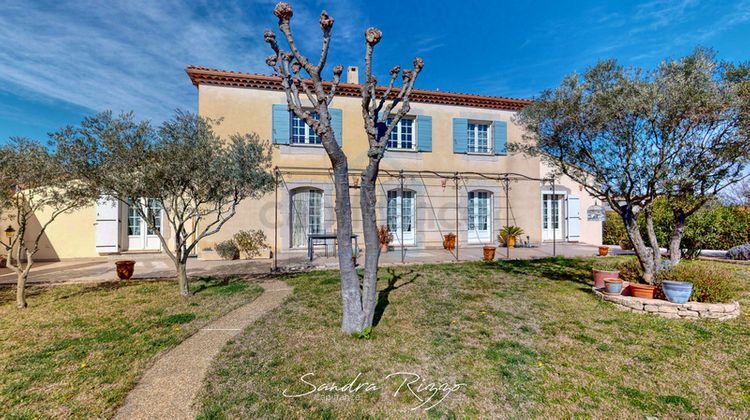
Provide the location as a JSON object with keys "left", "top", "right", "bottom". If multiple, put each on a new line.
{"left": 185, "top": 65, "right": 532, "bottom": 110}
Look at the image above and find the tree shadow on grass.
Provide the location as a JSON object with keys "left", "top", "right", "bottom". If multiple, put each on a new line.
{"left": 489, "top": 257, "right": 595, "bottom": 287}
{"left": 373, "top": 268, "right": 420, "bottom": 327}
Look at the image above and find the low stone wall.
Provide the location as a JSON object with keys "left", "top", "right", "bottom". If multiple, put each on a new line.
{"left": 593, "top": 288, "right": 741, "bottom": 320}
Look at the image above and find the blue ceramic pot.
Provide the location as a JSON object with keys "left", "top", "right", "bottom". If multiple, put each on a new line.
{"left": 662, "top": 280, "right": 693, "bottom": 304}
{"left": 604, "top": 279, "right": 623, "bottom": 294}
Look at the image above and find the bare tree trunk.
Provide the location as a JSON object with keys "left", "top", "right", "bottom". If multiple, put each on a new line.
{"left": 359, "top": 157, "right": 382, "bottom": 329}
{"left": 16, "top": 271, "right": 28, "bottom": 308}
{"left": 644, "top": 208, "right": 662, "bottom": 269}
{"left": 620, "top": 206, "right": 656, "bottom": 284}
{"left": 176, "top": 261, "right": 190, "bottom": 297}
{"left": 669, "top": 209, "right": 685, "bottom": 266}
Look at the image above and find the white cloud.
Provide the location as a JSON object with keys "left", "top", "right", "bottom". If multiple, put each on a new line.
{"left": 0, "top": 0, "right": 364, "bottom": 123}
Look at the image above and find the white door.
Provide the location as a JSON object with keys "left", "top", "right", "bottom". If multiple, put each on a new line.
{"left": 387, "top": 190, "right": 415, "bottom": 246}
{"left": 542, "top": 194, "right": 564, "bottom": 241}
{"left": 127, "top": 199, "right": 162, "bottom": 251}
{"left": 468, "top": 191, "right": 492, "bottom": 243}
{"left": 291, "top": 189, "right": 324, "bottom": 248}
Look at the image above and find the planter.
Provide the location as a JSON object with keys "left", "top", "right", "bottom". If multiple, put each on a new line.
{"left": 482, "top": 246, "right": 496, "bottom": 262}
{"left": 443, "top": 234, "right": 456, "bottom": 251}
{"left": 0, "top": 256, "right": 6, "bottom": 268}
{"left": 115, "top": 260, "right": 136, "bottom": 280}
{"left": 598, "top": 246, "right": 609, "bottom": 256}
{"left": 380, "top": 243, "right": 389, "bottom": 253}
{"left": 592, "top": 269, "right": 620, "bottom": 289}
{"left": 507, "top": 237, "right": 516, "bottom": 248}
{"left": 661, "top": 280, "right": 693, "bottom": 304}
{"left": 603, "top": 278, "right": 623, "bottom": 295}
{"left": 630, "top": 283, "right": 656, "bottom": 299}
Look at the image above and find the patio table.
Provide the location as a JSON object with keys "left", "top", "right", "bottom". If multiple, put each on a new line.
{"left": 307, "top": 233, "right": 359, "bottom": 261}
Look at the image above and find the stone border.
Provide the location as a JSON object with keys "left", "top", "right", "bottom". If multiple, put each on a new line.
{"left": 593, "top": 288, "right": 740, "bottom": 320}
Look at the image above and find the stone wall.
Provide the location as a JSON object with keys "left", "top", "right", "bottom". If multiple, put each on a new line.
{"left": 593, "top": 288, "right": 740, "bottom": 320}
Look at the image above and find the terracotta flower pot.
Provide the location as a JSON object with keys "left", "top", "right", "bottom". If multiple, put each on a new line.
{"left": 482, "top": 246, "right": 496, "bottom": 262}
{"left": 598, "top": 246, "right": 609, "bottom": 256}
{"left": 115, "top": 260, "right": 136, "bottom": 280}
{"left": 507, "top": 237, "right": 516, "bottom": 249}
{"left": 380, "top": 243, "right": 389, "bottom": 253}
{"left": 630, "top": 283, "right": 656, "bottom": 299}
{"left": 592, "top": 269, "right": 619, "bottom": 289}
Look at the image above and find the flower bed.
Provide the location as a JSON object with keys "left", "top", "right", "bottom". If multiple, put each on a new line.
{"left": 593, "top": 288, "right": 740, "bottom": 320}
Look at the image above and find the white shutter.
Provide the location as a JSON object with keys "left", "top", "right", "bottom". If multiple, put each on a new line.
{"left": 566, "top": 195, "right": 580, "bottom": 241}
{"left": 95, "top": 196, "right": 120, "bottom": 253}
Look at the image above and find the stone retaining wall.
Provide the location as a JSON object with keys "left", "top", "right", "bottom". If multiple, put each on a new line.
{"left": 593, "top": 288, "right": 741, "bottom": 320}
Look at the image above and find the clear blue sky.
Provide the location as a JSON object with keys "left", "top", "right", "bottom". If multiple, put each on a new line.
{"left": 1, "top": 0, "right": 748, "bottom": 140}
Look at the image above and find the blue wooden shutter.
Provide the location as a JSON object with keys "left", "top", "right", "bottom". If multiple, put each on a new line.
{"left": 416, "top": 115, "right": 432, "bottom": 152}
{"left": 272, "top": 104, "right": 290, "bottom": 144}
{"left": 453, "top": 118, "right": 468, "bottom": 153}
{"left": 566, "top": 196, "right": 581, "bottom": 241}
{"left": 330, "top": 108, "right": 343, "bottom": 146}
{"left": 493, "top": 120, "right": 507, "bottom": 155}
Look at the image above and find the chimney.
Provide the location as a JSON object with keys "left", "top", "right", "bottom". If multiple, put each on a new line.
{"left": 347, "top": 66, "right": 359, "bottom": 84}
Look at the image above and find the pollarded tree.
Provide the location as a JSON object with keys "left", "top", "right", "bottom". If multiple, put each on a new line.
{"left": 0, "top": 138, "right": 94, "bottom": 308}
{"left": 516, "top": 49, "right": 749, "bottom": 281}
{"left": 264, "top": 2, "right": 422, "bottom": 333}
{"left": 53, "top": 111, "right": 274, "bottom": 296}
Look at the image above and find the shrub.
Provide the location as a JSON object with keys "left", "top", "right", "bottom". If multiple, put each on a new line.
{"left": 233, "top": 229, "right": 269, "bottom": 258}
{"left": 215, "top": 240, "right": 239, "bottom": 260}
{"left": 602, "top": 211, "right": 626, "bottom": 245}
{"left": 656, "top": 263, "right": 738, "bottom": 303}
{"left": 592, "top": 259, "right": 621, "bottom": 272}
{"left": 727, "top": 243, "right": 750, "bottom": 260}
{"left": 618, "top": 258, "right": 643, "bottom": 284}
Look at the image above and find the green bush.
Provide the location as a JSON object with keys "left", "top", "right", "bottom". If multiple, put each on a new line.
{"left": 602, "top": 200, "right": 750, "bottom": 252}
{"left": 592, "top": 259, "right": 621, "bottom": 271}
{"left": 233, "top": 229, "right": 269, "bottom": 258}
{"left": 618, "top": 258, "right": 643, "bottom": 284}
{"left": 215, "top": 240, "right": 239, "bottom": 260}
{"left": 655, "top": 263, "right": 738, "bottom": 303}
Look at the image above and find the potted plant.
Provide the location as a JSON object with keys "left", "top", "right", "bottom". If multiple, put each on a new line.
{"left": 482, "top": 244, "right": 496, "bottom": 262}
{"left": 443, "top": 233, "right": 456, "bottom": 251}
{"left": 0, "top": 255, "right": 6, "bottom": 268}
{"left": 378, "top": 225, "right": 393, "bottom": 253}
{"left": 598, "top": 246, "right": 609, "bottom": 256}
{"left": 115, "top": 260, "right": 136, "bottom": 280}
{"left": 603, "top": 278, "right": 623, "bottom": 295}
{"left": 498, "top": 226, "right": 525, "bottom": 248}
{"left": 630, "top": 283, "right": 657, "bottom": 299}
{"left": 592, "top": 259, "right": 620, "bottom": 289}
{"left": 661, "top": 280, "right": 693, "bottom": 304}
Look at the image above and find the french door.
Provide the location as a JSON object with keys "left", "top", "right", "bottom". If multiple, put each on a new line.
{"left": 291, "top": 188, "right": 324, "bottom": 248}
{"left": 387, "top": 190, "right": 415, "bottom": 245}
{"left": 542, "top": 194, "right": 564, "bottom": 241}
{"left": 468, "top": 191, "right": 492, "bottom": 243}
{"left": 127, "top": 198, "right": 162, "bottom": 250}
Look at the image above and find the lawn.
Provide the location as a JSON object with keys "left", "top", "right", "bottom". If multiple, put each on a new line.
{"left": 198, "top": 257, "right": 750, "bottom": 418}
{"left": 0, "top": 276, "right": 264, "bottom": 419}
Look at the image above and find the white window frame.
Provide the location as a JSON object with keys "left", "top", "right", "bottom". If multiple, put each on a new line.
{"left": 467, "top": 190, "right": 492, "bottom": 243}
{"left": 291, "top": 112, "right": 322, "bottom": 145}
{"left": 290, "top": 188, "right": 325, "bottom": 248}
{"left": 386, "top": 117, "right": 416, "bottom": 150}
{"left": 467, "top": 121, "right": 492, "bottom": 154}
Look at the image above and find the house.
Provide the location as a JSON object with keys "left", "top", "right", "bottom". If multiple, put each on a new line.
{"left": 25, "top": 66, "right": 602, "bottom": 262}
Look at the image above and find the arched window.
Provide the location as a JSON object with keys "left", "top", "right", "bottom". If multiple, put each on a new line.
{"left": 468, "top": 190, "right": 492, "bottom": 243}
{"left": 387, "top": 189, "right": 416, "bottom": 245}
{"left": 290, "top": 188, "right": 324, "bottom": 248}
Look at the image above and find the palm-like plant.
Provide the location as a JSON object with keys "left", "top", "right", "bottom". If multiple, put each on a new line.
{"left": 498, "top": 226, "right": 525, "bottom": 247}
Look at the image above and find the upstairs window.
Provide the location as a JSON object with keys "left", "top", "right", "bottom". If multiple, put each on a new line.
{"left": 467, "top": 122, "right": 491, "bottom": 154}
{"left": 291, "top": 112, "right": 321, "bottom": 145}
{"left": 386, "top": 117, "right": 414, "bottom": 150}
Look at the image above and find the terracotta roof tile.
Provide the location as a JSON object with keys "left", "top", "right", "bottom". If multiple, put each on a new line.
{"left": 185, "top": 66, "right": 531, "bottom": 111}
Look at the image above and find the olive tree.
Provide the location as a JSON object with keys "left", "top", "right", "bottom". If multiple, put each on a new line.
{"left": 516, "top": 49, "right": 749, "bottom": 281}
{"left": 0, "top": 138, "right": 93, "bottom": 308}
{"left": 264, "top": 2, "right": 422, "bottom": 333}
{"left": 54, "top": 111, "right": 274, "bottom": 296}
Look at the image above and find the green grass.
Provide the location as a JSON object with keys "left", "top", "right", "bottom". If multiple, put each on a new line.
{"left": 0, "top": 276, "right": 263, "bottom": 419}
{"left": 197, "top": 257, "right": 750, "bottom": 418}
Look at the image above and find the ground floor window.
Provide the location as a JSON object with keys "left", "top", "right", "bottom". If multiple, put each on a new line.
{"left": 387, "top": 190, "right": 415, "bottom": 245}
{"left": 468, "top": 191, "right": 492, "bottom": 243}
{"left": 291, "top": 188, "right": 323, "bottom": 248}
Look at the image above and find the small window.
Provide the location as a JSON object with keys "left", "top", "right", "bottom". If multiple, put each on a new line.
{"left": 291, "top": 112, "right": 322, "bottom": 145}
{"left": 467, "top": 122, "right": 491, "bottom": 154}
{"left": 386, "top": 117, "right": 415, "bottom": 150}
{"left": 127, "top": 203, "right": 140, "bottom": 236}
